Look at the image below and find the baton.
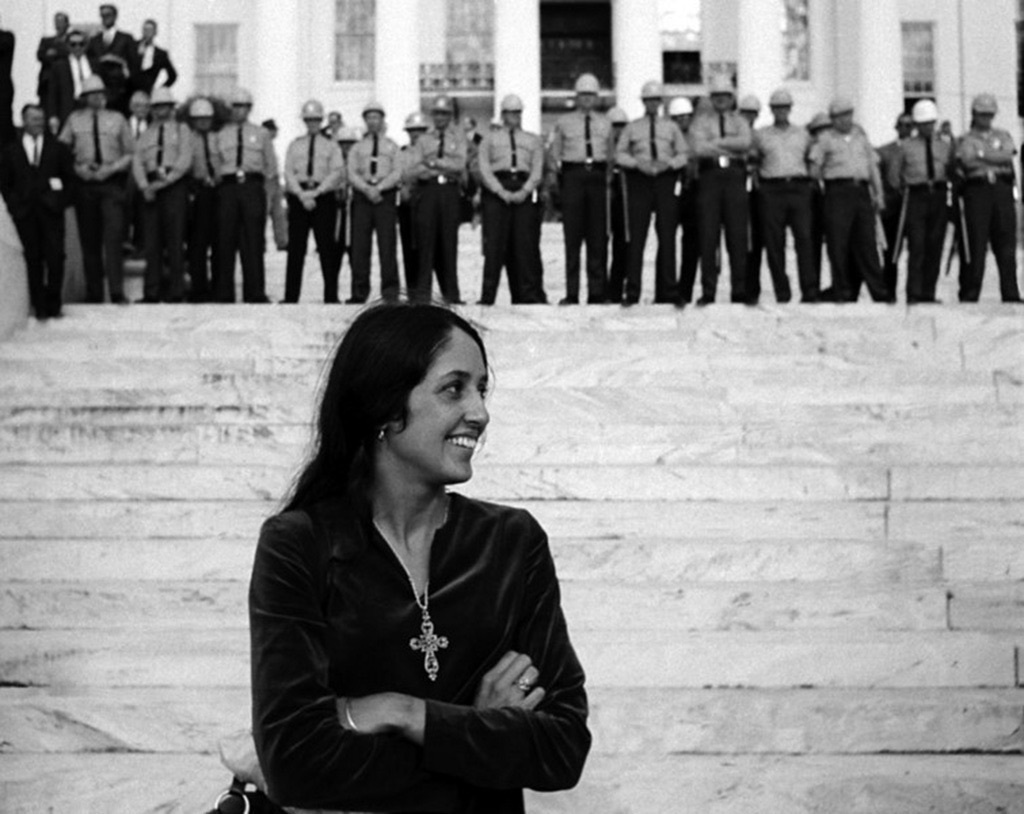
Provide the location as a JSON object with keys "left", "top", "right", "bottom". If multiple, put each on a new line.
{"left": 605, "top": 169, "right": 612, "bottom": 241}
{"left": 956, "top": 198, "right": 971, "bottom": 267}
{"left": 874, "top": 213, "right": 888, "bottom": 269}
{"left": 619, "top": 170, "right": 631, "bottom": 244}
{"left": 890, "top": 188, "right": 909, "bottom": 266}
{"left": 944, "top": 221, "right": 959, "bottom": 277}
{"left": 344, "top": 188, "right": 352, "bottom": 251}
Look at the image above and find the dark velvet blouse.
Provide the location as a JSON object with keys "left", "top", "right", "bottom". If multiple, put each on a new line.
{"left": 249, "top": 492, "right": 591, "bottom": 812}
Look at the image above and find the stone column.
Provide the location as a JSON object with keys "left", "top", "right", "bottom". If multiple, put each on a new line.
{"left": 375, "top": 0, "right": 421, "bottom": 130}
{"left": 255, "top": 0, "right": 301, "bottom": 143}
{"left": 613, "top": 0, "right": 662, "bottom": 118}
{"left": 494, "top": 0, "right": 541, "bottom": 133}
{"left": 855, "top": 0, "right": 903, "bottom": 144}
{"left": 737, "top": 0, "right": 784, "bottom": 126}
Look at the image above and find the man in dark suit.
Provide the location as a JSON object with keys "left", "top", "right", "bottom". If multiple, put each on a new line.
{"left": 131, "top": 19, "right": 177, "bottom": 96}
{"left": 0, "top": 23, "right": 14, "bottom": 145}
{"left": 48, "top": 30, "right": 100, "bottom": 134}
{"left": 36, "top": 12, "right": 70, "bottom": 115}
{"left": 0, "top": 104, "right": 76, "bottom": 318}
{"left": 87, "top": 4, "right": 135, "bottom": 116}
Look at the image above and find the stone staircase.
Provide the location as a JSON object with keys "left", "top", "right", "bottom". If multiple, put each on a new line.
{"left": 1, "top": 300, "right": 1023, "bottom": 813}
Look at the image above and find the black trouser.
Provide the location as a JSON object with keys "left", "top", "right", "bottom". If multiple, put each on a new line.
{"left": 12, "top": 204, "right": 65, "bottom": 316}
{"left": 141, "top": 180, "right": 188, "bottom": 302}
{"left": 560, "top": 164, "right": 608, "bottom": 303}
{"left": 961, "top": 179, "right": 1021, "bottom": 302}
{"left": 822, "top": 181, "right": 889, "bottom": 302}
{"left": 676, "top": 181, "right": 699, "bottom": 303}
{"left": 398, "top": 199, "right": 418, "bottom": 292}
{"left": 187, "top": 183, "right": 217, "bottom": 302}
{"left": 414, "top": 180, "right": 461, "bottom": 303}
{"left": 607, "top": 169, "right": 628, "bottom": 302}
{"left": 74, "top": 176, "right": 126, "bottom": 302}
{"left": 697, "top": 166, "right": 748, "bottom": 302}
{"left": 810, "top": 185, "right": 826, "bottom": 284}
{"left": 284, "top": 192, "right": 340, "bottom": 303}
{"left": 880, "top": 191, "right": 903, "bottom": 297}
{"left": 759, "top": 179, "right": 816, "bottom": 302}
{"left": 745, "top": 185, "right": 766, "bottom": 301}
{"left": 215, "top": 176, "right": 267, "bottom": 303}
{"left": 624, "top": 170, "right": 677, "bottom": 303}
{"left": 904, "top": 185, "right": 948, "bottom": 303}
{"left": 350, "top": 190, "right": 399, "bottom": 302}
{"left": 480, "top": 185, "right": 532, "bottom": 304}
{"left": 329, "top": 193, "right": 351, "bottom": 290}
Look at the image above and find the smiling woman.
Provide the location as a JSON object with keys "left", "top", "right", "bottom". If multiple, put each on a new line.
{"left": 243, "top": 301, "right": 591, "bottom": 814}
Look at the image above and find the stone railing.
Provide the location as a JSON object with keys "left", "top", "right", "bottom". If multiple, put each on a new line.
{"left": 419, "top": 62, "right": 495, "bottom": 93}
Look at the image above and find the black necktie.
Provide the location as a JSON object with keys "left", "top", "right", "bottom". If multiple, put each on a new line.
{"left": 585, "top": 114, "right": 593, "bottom": 160}
{"left": 436, "top": 129, "right": 444, "bottom": 159}
{"left": 925, "top": 137, "right": 935, "bottom": 181}
{"left": 371, "top": 134, "right": 379, "bottom": 177}
{"left": 720, "top": 114, "right": 727, "bottom": 138}
{"left": 93, "top": 112, "right": 103, "bottom": 165}
{"left": 202, "top": 132, "right": 215, "bottom": 180}
{"left": 32, "top": 137, "right": 40, "bottom": 167}
{"left": 156, "top": 123, "right": 165, "bottom": 168}
{"left": 649, "top": 116, "right": 658, "bottom": 162}
{"left": 307, "top": 135, "right": 316, "bottom": 178}
{"left": 236, "top": 125, "right": 243, "bottom": 171}
{"left": 510, "top": 129, "right": 518, "bottom": 170}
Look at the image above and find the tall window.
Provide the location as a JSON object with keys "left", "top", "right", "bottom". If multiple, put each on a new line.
{"left": 902, "top": 21, "right": 936, "bottom": 99}
{"left": 782, "top": 0, "right": 810, "bottom": 81}
{"left": 446, "top": 0, "right": 493, "bottom": 65}
{"left": 335, "top": 0, "right": 375, "bottom": 81}
{"left": 194, "top": 24, "right": 238, "bottom": 96}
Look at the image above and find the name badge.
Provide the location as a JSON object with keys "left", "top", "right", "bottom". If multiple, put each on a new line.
{"left": 49, "top": 178, "right": 64, "bottom": 191}
{"left": 718, "top": 156, "right": 729, "bottom": 169}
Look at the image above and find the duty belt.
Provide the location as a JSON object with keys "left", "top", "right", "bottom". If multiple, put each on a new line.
{"left": 221, "top": 172, "right": 265, "bottom": 184}
{"left": 699, "top": 156, "right": 745, "bottom": 171}
{"left": 562, "top": 161, "right": 607, "bottom": 171}
{"left": 494, "top": 170, "right": 527, "bottom": 191}
{"left": 760, "top": 176, "right": 811, "bottom": 185}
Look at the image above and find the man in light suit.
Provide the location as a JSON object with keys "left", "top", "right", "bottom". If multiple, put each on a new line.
{"left": 0, "top": 104, "right": 77, "bottom": 318}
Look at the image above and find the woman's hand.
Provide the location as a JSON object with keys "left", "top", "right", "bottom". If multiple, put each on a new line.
{"left": 474, "top": 650, "right": 545, "bottom": 710}
{"left": 337, "top": 692, "right": 427, "bottom": 745}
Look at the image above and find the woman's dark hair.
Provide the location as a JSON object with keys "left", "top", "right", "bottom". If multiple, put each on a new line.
{"left": 283, "top": 301, "right": 488, "bottom": 512}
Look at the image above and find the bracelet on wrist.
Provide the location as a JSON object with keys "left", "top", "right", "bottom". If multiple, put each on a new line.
{"left": 344, "top": 698, "right": 360, "bottom": 732}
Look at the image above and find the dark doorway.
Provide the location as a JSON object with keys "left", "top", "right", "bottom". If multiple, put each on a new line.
{"left": 540, "top": 2, "right": 612, "bottom": 91}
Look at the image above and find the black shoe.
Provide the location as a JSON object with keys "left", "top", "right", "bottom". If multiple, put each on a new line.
{"left": 620, "top": 297, "right": 638, "bottom": 307}
{"left": 135, "top": 297, "right": 161, "bottom": 304}
{"left": 696, "top": 295, "right": 714, "bottom": 306}
{"left": 559, "top": 297, "right": 578, "bottom": 306}
{"left": 345, "top": 296, "right": 367, "bottom": 304}
{"left": 476, "top": 299, "right": 494, "bottom": 306}
{"left": 111, "top": 296, "right": 129, "bottom": 305}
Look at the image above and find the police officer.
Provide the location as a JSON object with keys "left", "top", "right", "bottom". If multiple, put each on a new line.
{"left": 409, "top": 94, "right": 467, "bottom": 303}
{"left": 282, "top": 99, "right": 345, "bottom": 303}
{"left": 668, "top": 96, "right": 699, "bottom": 303}
{"left": 738, "top": 94, "right": 769, "bottom": 302}
{"left": 956, "top": 93, "right": 1022, "bottom": 302}
{"left": 690, "top": 74, "right": 752, "bottom": 304}
{"left": 877, "top": 112, "right": 915, "bottom": 296}
{"left": 398, "top": 111, "right": 428, "bottom": 293}
{"left": 131, "top": 86, "right": 192, "bottom": 302}
{"left": 752, "top": 88, "right": 815, "bottom": 302}
{"left": 213, "top": 87, "right": 277, "bottom": 303}
{"left": 58, "top": 74, "right": 134, "bottom": 303}
{"left": 550, "top": 72, "right": 610, "bottom": 304}
{"left": 808, "top": 98, "right": 890, "bottom": 302}
{"left": 331, "top": 126, "right": 359, "bottom": 287}
{"left": 806, "top": 112, "right": 831, "bottom": 287}
{"left": 348, "top": 100, "right": 401, "bottom": 302}
{"left": 888, "top": 99, "right": 954, "bottom": 304}
{"left": 615, "top": 80, "right": 689, "bottom": 305}
{"left": 186, "top": 97, "right": 220, "bottom": 302}
{"left": 606, "top": 107, "right": 630, "bottom": 303}
{"left": 477, "top": 94, "right": 544, "bottom": 304}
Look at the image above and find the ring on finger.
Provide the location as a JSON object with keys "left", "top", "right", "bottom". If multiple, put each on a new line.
{"left": 516, "top": 676, "right": 534, "bottom": 692}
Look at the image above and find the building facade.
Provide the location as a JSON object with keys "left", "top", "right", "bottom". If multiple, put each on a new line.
{"left": 7, "top": 0, "right": 1019, "bottom": 146}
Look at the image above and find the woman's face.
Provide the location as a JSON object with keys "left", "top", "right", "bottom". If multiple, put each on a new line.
{"left": 383, "top": 328, "right": 489, "bottom": 489}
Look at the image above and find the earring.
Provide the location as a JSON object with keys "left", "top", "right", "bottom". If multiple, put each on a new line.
{"left": 376, "top": 428, "right": 386, "bottom": 441}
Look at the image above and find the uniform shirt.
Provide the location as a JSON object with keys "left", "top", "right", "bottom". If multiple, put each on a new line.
{"left": 876, "top": 140, "right": 905, "bottom": 201}
{"left": 131, "top": 119, "right": 193, "bottom": 189}
{"left": 615, "top": 115, "right": 689, "bottom": 171}
{"left": 957, "top": 127, "right": 1017, "bottom": 180}
{"left": 478, "top": 127, "right": 544, "bottom": 194}
{"left": 409, "top": 125, "right": 468, "bottom": 182}
{"left": 347, "top": 132, "right": 401, "bottom": 194}
{"left": 888, "top": 135, "right": 954, "bottom": 188}
{"left": 190, "top": 129, "right": 223, "bottom": 184}
{"left": 808, "top": 127, "right": 879, "bottom": 184}
{"left": 214, "top": 121, "right": 278, "bottom": 177}
{"left": 689, "top": 111, "right": 752, "bottom": 159}
{"left": 550, "top": 110, "right": 611, "bottom": 164}
{"left": 59, "top": 107, "right": 134, "bottom": 178}
{"left": 284, "top": 133, "right": 345, "bottom": 195}
{"left": 752, "top": 124, "right": 811, "bottom": 178}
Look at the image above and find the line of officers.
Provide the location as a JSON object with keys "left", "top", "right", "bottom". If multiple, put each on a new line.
{"left": 34, "top": 71, "right": 1024, "bottom": 310}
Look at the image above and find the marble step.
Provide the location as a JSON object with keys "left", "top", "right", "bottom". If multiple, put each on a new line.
{"left": 0, "top": 536, "right": 943, "bottom": 584}
{"left": 0, "top": 628, "right": 1018, "bottom": 689}
{"left": 2, "top": 752, "right": 1023, "bottom": 814}
{"left": 2, "top": 686, "right": 1021, "bottom": 756}
{"left": 0, "top": 578, "right": 961, "bottom": 633}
